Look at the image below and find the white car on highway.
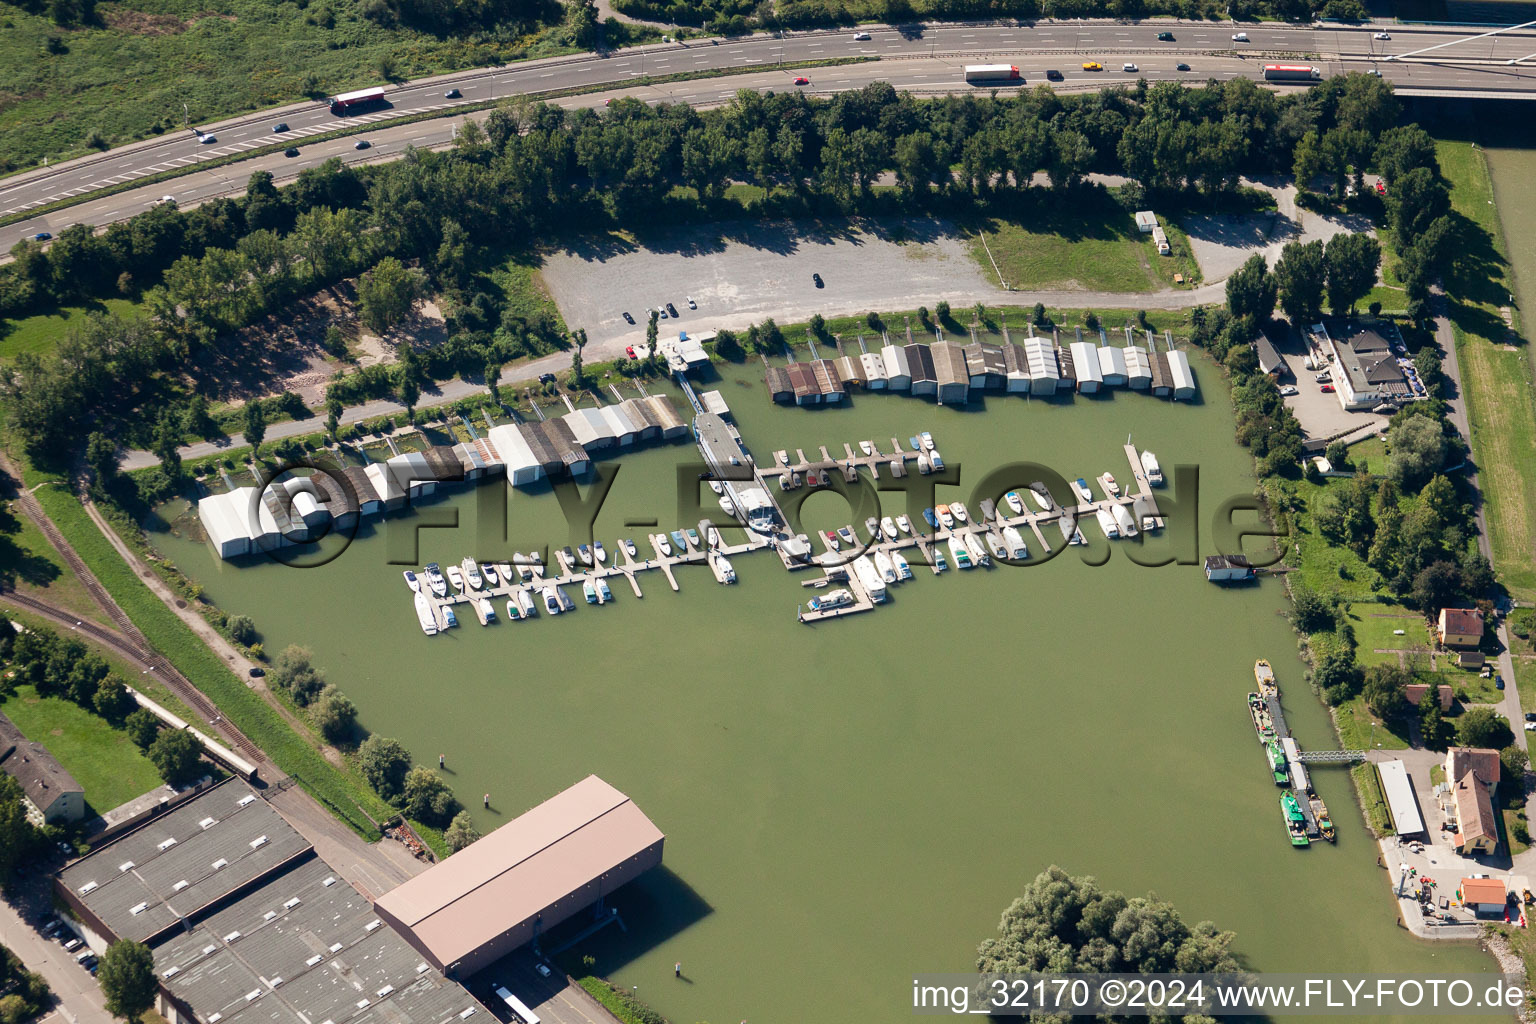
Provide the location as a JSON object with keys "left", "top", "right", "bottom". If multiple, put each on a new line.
{"left": 853, "top": 31, "right": 871, "bottom": 40}
{"left": 1122, "top": 62, "right": 1138, "bottom": 72}
{"left": 1374, "top": 31, "right": 1391, "bottom": 39}
{"left": 198, "top": 133, "right": 217, "bottom": 144}
{"left": 1231, "top": 32, "right": 1249, "bottom": 41}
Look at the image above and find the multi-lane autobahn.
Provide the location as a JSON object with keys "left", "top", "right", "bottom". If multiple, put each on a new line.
{"left": 3, "top": 19, "right": 1535, "bottom": 244}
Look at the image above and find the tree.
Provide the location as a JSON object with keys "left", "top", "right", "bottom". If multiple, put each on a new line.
{"left": 358, "top": 735, "right": 412, "bottom": 801}
{"left": 1500, "top": 746, "right": 1528, "bottom": 790}
{"left": 444, "top": 810, "right": 481, "bottom": 853}
{"left": 1455, "top": 707, "right": 1512, "bottom": 750}
{"left": 271, "top": 645, "right": 324, "bottom": 706}
{"left": 227, "top": 614, "right": 256, "bottom": 645}
{"left": 309, "top": 686, "right": 357, "bottom": 745}
{"left": 124, "top": 708, "right": 160, "bottom": 749}
{"left": 98, "top": 940, "right": 157, "bottom": 1023}
{"left": 1385, "top": 414, "right": 1447, "bottom": 489}
{"left": 0, "top": 776, "right": 41, "bottom": 887}
{"left": 1273, "top": 240, "right": 1326, "bottom": 325}
{"left": 1387, "top": 167, "right": 1450, "bottom": 253}
{"left": 1419, "top": 690, "right": 1451, "bottom": 751}
{"left": 86, "top": 431, "right": 118, "bottom": 486}
{"left": 357, "top": 257, "right": 424, "bottom": 335}
{"left": 1325, "top": 440, "right": 1350, "bottom": 469}
{"left": 1361, "top": 664, "right": 1410, "bottom": 721}
{"left": 400, "top": 765, "right": 458, "bottom": 826}
{"left": 1225, "top": 253, "right": 1275, "bottom": 323}
{"left": 1410, "top": 560, "right": 1467, "bottom": 613}
{"left": 1414, "top": 346, "right": 1444, "bottom": 397}
{"left": 153, "top": 411, "right": 183, "bottom": 480}
{"left": 93, "top": 676, "right": 135, "bottom": 721}
{"left": 243, "top": 401, "right": 266, "bottom": 456}
{"left": 1324, "top": 232, "right": 1381, "bottom": 316}
{"left": 1374, "top": 125, "right": 1438, "bottom": 185}
{"left": 147, "top": 729, "right": 204, "bottom": 786}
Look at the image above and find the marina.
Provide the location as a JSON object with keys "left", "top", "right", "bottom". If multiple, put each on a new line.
{"left": 1248, "top": 659, "right": 1338, "bottom": 846}
{"left": 400, "top": 401, "right": 1169, "bottom": 632}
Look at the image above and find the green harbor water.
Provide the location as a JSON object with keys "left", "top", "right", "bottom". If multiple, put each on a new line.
{"left": 149, "top": 354, "right": 1492, "bottom": 1023}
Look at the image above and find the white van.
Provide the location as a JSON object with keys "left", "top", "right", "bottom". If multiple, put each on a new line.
{"left": 853, "top": 31, "right": 871, "bottom": 40}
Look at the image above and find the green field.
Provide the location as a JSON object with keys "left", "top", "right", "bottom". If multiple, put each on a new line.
{"left": 0, "top": 1, "right": 604, "bottom": 174}
{"left": 0, "top": 505, "right": 106, "bottom": 626}
{"left": 0, "top": 684, "right": 163, "bottom": 814}
{"left": 0, "top": 298, "right": 142, "bottom": 362}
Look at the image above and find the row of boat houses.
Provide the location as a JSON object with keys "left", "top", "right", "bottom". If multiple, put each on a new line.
{"left": 765, "top": 333, "right": 1196, "bottom": 405}
{"left": 197, "top": 395, "right": 687, "bottom": 559}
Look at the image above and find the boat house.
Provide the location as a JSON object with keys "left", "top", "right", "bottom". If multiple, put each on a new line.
{"left": 1069, "top": 340, "right": 1102, "bottom": 393}
{"left": 930, "top": 342, "right": 969, "bottom": 404}
{"left": 1123, "top": 346, "right": 1153, "bottom": 389}
{"left": 881, "top": 343, "right": 911, "bottom": 390}
{"left": 1022, "top": 338, "right": 1058, "bottom": 396}
{"left": 764, "top": 365, "right": 793, "bottom": 403}
{"left": 1167, "top": 349, "right": 1197, "bottom": 400}
{"left": 906, "top": 343, "right": 937, "bottom": 397}
{"left": 1097, "top": 345, "right": 1128, "bottom": 386}
{"left": 860, "top": 351, "right": 887, "bottom": 388}
{"left": 1203, "top": 554, "right": 1254, "bottom": 582}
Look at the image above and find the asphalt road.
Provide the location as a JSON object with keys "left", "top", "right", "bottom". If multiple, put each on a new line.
{"left": 4, "top": 18, "right": 1536, "bottom": 244}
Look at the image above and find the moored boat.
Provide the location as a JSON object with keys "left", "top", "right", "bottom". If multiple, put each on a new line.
{"left": 1255, "top": 659, "right": 1278, "bottom": 700}
{"left": 543, "top": 586, "right": 561, "bottom": 614}
{"left": 985, "top": 532, "right": 1007, "bottom": 561}
{"left": 1002, "top": 525, "right": 1027, "bottom": 559}
{"left": 1094, "top": 507, "right": 1119, "bottom": 539}
{"left": 506, "top": 598, "right": 520, "bottom": 621}
{"left": 923, "top": 507, "right": 939, "bottom": 529}
{"left": 1103, "top": 473, "right": 1120, "bottom": 497}
{"left": 480, "top": 563, "right": 499, "bottom": 586}
{"left": 497, "top": 562, "right": 514, "bottom": 584}
{"left": 594, "top": 541, "right": 607, "bottom": 564}
{"left": 865, "top": 516, "right": 882, "bottom": 541}
{"left": 891, "top": 550, "right": 913, "bottom": 580}
{"left": 920, "top": 431, "right": 934, "bottom": 450}
{"left": 860, "top": 440, "right": 874, "bottom": 456}
{"left": 1310, "top": 794, "right": 1336, "bottom": 842}
{"left": 838, "top": 525, "right": 857, "bottom": 546}
{"left": 1111, "top": 503, "right": 1137, "bottom": 537}
{"left": 462, "top": 558, "right": 482, "bottom": 589}
{"left": 557, "top": 586, "right": 575, "bottom": 611}
{"left": 881, "top": 516, "right": 897, "bottom": 538}
{"left": 1140, "top": 449, "right": 1164, "bottom": 486}
{"left": 1266, "top": 740, "right": 1289, "bottom": 785}
{"left": 686, "top": 528, "right": 700, "bottom": 548}
{"left": 1281, "top": 793, "right": 1310, "bottom": 847}
{"left": 824, "top": 530, "right": 840, "bottom": 551}
{"left": 414, "top": 593, "right": 437, "bottom": 636}
{"left": 929, "top": 450, "right": 944, "bottom": 471}
{"left": 965, "top": 532, "right": 989, "bottom": 566}
{"left": 709, "top": 479, "right": 724, "bottom": 495}
{"left": 584, "top": 580, "right": 598, "bottom": 604}
{"left": 447, "top": 565, "right": 466, "bottom": 592}
{"left": 917, "top": 451, "right": 932, "bottom": 474}
{"left": 671, "top": 530, "right": 688, "bottom": 551}
{"left": 710, "top": 551, "right": 736, "bottom": 584}
{"left": 424, "top": 563, "right": 448, "bottom": 597}
{"left": 624, "top": 538, "right": 638, "bottom": 559}
{"left": 403, "top": 570, "right": 421, "bottom": 593}
{"left": 1058, "top": 517, "right": 1085, "bottom": 545}
{"left": 808, "top": 588, "right": 853, "bottom": 611}
{"left": 948, "top": 535, "right": 973, "bottom": 569}
{"left": 1248, "top": 692, "right": 1277, "bottom": 743}
{"left": 933, "top": 546, "right": 948, "bottom": 572}
{"left": 1072, "top": 478, "right": 1094, "bottom": 503}
{"left": 979, "top": 498, "right": 996, "bottom": 522}
{"left": 897, "top": 514, "right": 913, "bottom": 534}
{"left": 936, "top": 504, "right": 954, "bottom": 528}
{"left": 720, "top": 494, "right": 736, "bottom": 517}
{"left": 1004, "top": 491, "right": 1025, "bottom": 516}
{"left": 874, "top": 550, "right": 897, "bottom": 583}
{"left": 1028, "top": 482, "right": 1054, "bottom": 510}
{"left": 656, "top": 534, "right": 674, "bottom": 557}
{"left": 442, "top": 605, "right": 458, "bottom": 628}
{"left": 515, "top": 589, "right": 536, "bottom": 618}
{"left": 577, "top": 544, "right": 593, "bottom": 566}
{"left": 477, "top": 597, "right": 496, "bottom": 624}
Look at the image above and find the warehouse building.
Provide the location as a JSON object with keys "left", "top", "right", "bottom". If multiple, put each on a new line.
{"left": 375, "top": 776, "right": 664, "bottom": 977}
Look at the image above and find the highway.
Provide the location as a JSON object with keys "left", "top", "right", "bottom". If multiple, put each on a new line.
{"left": 4, "top": 19, "right": 1536, "bottom": 244}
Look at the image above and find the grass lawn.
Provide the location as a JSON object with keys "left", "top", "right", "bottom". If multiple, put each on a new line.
{"left": 1344, "top": 437, "right": 1389, "bottom": 477}
{"left": 1513, "top": 656, "right": 1536, "bottom": 714}
{"left": 1336, "top": 696, "right": 1409, "bottom": 751}
{"left": 487, "top": 252, "right": 569, "bottom": 335}
{"left": 1341, "top": 602, "right": 1430, "bottom": 667}
{"left": 0, "top": 2, "right": 598, "bottom": 174}
{"left": 1437, "top": 139, "right": 1536, "bottom": 602}
{"left": 0, "top": 505, "right": 107, "bottom": 627}
{"left": 965, "top": 192, "right": 1178, "bottom": 293}
{"left": 0, "top": 684, "right": 163, "bottom": 814}
{"left": 1289, "top": 477, "right": 1384, "bottom": 600}
{"left": 1351, "top": 762, "right": 1394, "bottom": 836}
{"left": 0, "top": 298, "right": 142, "bottom": 362}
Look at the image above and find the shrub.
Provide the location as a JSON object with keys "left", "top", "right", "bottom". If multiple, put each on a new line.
{"left": 444, "top": 810, "right": 481, "bottom": 852}
{"left": 309, "top": 686, "right": 358, "bottom": 745}
{"left": 227, "top": 614, "right": 257, "bottom": 645}
{"left": 357, "top": 735, "right": 412, "bottom": 802}
{"left": 124, "top": 708, "right": 160, "bottom": 749}
{"left": 400, "top": 766, "right": 458, "bottom": 826}
{"left": 147, "top": 729, "right": 204, "bottom": 786}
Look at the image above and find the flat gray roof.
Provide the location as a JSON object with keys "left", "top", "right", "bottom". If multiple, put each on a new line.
{"left": 59, "top": 781, "right": 310, "bottom": 943}
{"left": 154, "top": 857, "right": 487, "bottom": 1024}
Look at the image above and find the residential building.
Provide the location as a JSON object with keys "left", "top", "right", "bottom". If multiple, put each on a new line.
{"left": 0, "top": 714, "right": 84, "bottom": 824}
{"left": 1438, "top": 607, "right": 1484, "bottom": 649}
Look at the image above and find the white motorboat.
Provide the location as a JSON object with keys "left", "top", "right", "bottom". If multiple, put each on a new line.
{"left": 514, "top": 556, "right": 534, "bottom": 581}
{"left": 542, "top": 586, "right": 561, "bottom": 614}
{"left": 1029, "top": 483, "right": 1053, "bottom": 510}
{"left": 891, "top": 550, "right": 913, "bottom": 580}
{"left": 497, "top": 562, "right": 514, "bottom": 584}
{"left": 656, "top": 534, "right": 673, "bottom": 557}
{"left": 1002, "top": 525, "right": 1028, "bottom": 559}
{"left": 710, "top": 551, "right": 736, "bottom": 583}
{"left": 808, "top": 588, "right": 852, "bottom": 611}
{"left": 917, "top": 452, "right": 932, "bottom": 474}
{"left": 859, "top": 440, "right": 874, "bottom": 456}
{"left": 865, "top": 516, "right": 882, "bottom": 540}
{"left": 403, "top": 570, "right": 421, "bottom": 593}
{"left": 1102, "top": 473, "right": 1121, "bottom": 497}
{"left": 515, "top": 589, "right": 536, "bottom": 618}
{"left": 936, "top": 504, "right": 955, "bottom": 529}
{"left": 920, "top": 431, "right": 934, "bottom": 450}
{"left": 414, "top": 593, "right": 437, "bottom": 635}
{"left": 1004, "top": 491, "right": 1025, "bottom": 516}
{"left": 965, "top": 532, "right": 989, "bottom": 566}
{"left": 479, "top": 563, "right": 498, "bottom": 586}
{"left": 929, "top": 450, "right": 944, "bottom": 471}
{"left": 1059, "top": 517, "right": 1086, "bottom": 546}
{"left": 1072, "top": 479, "right": 1094, "bottom": 503}
{"left": 985, "top": 532, "right": 1007, "bottom": 561}
{"left": 1140, "top": 450, "right": 1164, "bottom": 486}
{"left": 477, "top": 598, "right": 497, "bottom": 624}
{"left": 506, "top": 598, "right": 520, "bottom": 621}
{"left": 624, "top": 538, "right": 638, "bottom": 558}
{"left": 1095, "top": 507, "right": 1119, "bottom": 539}
{"left": 442, "top": 605, "right": 458, "bottom": 627}
{"left": 947, "top": 535, "right": 973, "bottom": 569}
{"left": 462, "top": 558, "right": 482, "bottom": 589}
{"left": 594, "top": 541, "right": 607, "bottom": 564}
{"left": 1111, "top": 503, "right": 1137, "bottom": 537}
{"left": 896, "top": 515, "right": 912, "bottom": 535}
{"left": 424, "top": 563, "right": 448, "bottom": 597}
{"left": 874, "top": 550, "right": 898, "bottom": 583}
{"left": 446, "top": 565, "right": 465, "bottom": 592}
{"left": 881, "top": 516, "right": 897, "bottom": 538}
{"left": 951, "top": 501, "right": 969, "bottom": 523}
{"left": 720, "top": 494, "right": 736, "bottom": 517}
{"left": 709, "top": 480, "right": 724, "bottom": 494}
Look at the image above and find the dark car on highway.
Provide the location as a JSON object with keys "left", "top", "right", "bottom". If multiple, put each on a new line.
{"left": 273, "top": 122, "right": 289, "bottom": 132}
{"left": 445, "top": 88, "right": 462, "bottom": 99}
{"left": 284, "top": 147, "right": 299, "bottom": 157}
{"left": 32, "top": 231, "right": 51, "bottom": 241}
{"left": 1156, "top": 31, "right": 1174, "bottom": 40}
{"left": 1045, "top": 69, "right": 1063, "bottom": 80}
{"left": 355, "top": 139, "right": 371, "bottom": 149}
{"left": 1176, "top": 62, "right": 1191, "bottom": 71}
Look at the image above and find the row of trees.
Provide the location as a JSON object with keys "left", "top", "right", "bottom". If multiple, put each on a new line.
{"left": 267, "top": 645, "right": 360, "bottom": 745}
{"left": 355, "top": 734, "right": 474, "bottom": 840}
{"left": 0, "top": 942, "right": 51, "bottom": 1024}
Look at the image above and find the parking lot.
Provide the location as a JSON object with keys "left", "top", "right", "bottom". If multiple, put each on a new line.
{"left": 538, "top": 217, "right": 999, "bottom": 347}
{"left": 1266, "top": 324, "right": 1389, "bottom": 442}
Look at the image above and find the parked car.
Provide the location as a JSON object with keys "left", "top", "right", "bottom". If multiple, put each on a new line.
{"left": 535, "top": 963, "right": 553, "bottom": 978}
{"left": 666, "top": 302, "right": 678, "bottom": 317}
{"left": 1314, "top": 371, "right": 1331, "bottom": 382}
{"left": 273, "top": 123, "right": 289, "bottom": 133}
{"left": 1375, "top": 179, "right": 1387, "bottom": 195}
{"left": 793, "top": 76, "right": 810, "bottom": 85}
{"left": 1156, "top": 30, "right": 1174, "bottom": 40}
{"left": 626, "top": 346, "right": 638, "bottom": 359}
{"left": 1279, "top": 384, "right": 1298, "bottom": 396}
{"left": 1320, "top": 384, "right": 1336, "bottom": 393}
{"left": 1082, "top": 61, "right": 1102, "bottom": 71}
{"left": 1524, "top": 712, "right": 1536, "bottom": 722}
{"left": 354, "top": 139, "right": 371, "bottom": 149}
{"left": 853, "top": 31, "right": 871, "bottom": 40}
{"left": 657, "top": 306, "right": 668, "bottom": 319}
{"left": 445, "top": 88, "right": 462, "bottom": 98}
{"left": 284, "top": 147, "right": 299, "bottom": 157}
{"left": 249, "top": 666, "right": 264, "bottom": 677}
{"left": 1231, "top": 31, "right": 1249, "bottom": 41}
{"left": 622, "top": 311, "right": 635, "bottom": 324}
{"left": 1046, "top": 69, "right": 1063, "bottom": 80}
{"left": 1122, "top": 62, "right": 1139, "bottom": 72}
{"left": 686, "top": 296, "right": 697, "bottom": 309}
{"left": 812, "top": 272, "right": 823, "bottom": 287}
{"left": 1176, "top": 62, "right": 1191, "bottom": 71}
{"left": 538, "top": 372, "right": 558, "bottom": 384}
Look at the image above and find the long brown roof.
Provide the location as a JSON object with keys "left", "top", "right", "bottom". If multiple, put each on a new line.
{"left": 374, "top": 776, "right": 662, "bottom": 966}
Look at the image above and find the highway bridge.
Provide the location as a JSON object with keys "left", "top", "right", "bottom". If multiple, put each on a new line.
{"left": 3, "top": 19, "right": 1535, "bottom": 244}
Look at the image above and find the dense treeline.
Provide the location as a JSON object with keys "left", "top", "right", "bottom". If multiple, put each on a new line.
{"left": 0, "top": 941, "right": 52, "bottom": 1024}
{"left": 3, "top": 74, "right": 1414, "bottom": 471}
{"left": 616, "top": 0, "right": 1364, "bottom": 37}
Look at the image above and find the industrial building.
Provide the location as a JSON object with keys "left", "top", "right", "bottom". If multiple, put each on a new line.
{"left": 1312, "top": 320, "right": 1410, "bottom": 410}
{"left": 0, "top": 714, "right": 83, "bottom": 824}
{"left": 374, "top": 776, "right": 664, "bottom": 977}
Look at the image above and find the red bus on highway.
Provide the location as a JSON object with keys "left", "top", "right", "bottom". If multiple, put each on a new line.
{"left": 329, "top": 86, "right": 387, "bottom": 116}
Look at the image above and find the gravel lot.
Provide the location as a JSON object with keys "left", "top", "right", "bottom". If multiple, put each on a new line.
{"left": 1179, "top": 177, "right": 1377, "bottom": 282}
{"left": 539, "top": 217, "right": 1001, "bottom": 346}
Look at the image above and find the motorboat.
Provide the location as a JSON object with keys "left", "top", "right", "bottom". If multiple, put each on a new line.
{"left": 670, "top": 529, "right": 688, "bottom": 551}
{"left": 543, "top": 586, "right": 561, "bottom": 614}
{"left": 557, "top": 586, "right": 575, "bottom": 611}
{"left": 1072, "top": 479, "right": 1094, "bottom": 503}
{"left": 965, "top": 533, "right": 989, "bottom": 566}
{"left": 414, "top": 593, "right": 437, "bottom": 636}
{"left": 424, "top": 563, "right": 448, "bottom": 597}
{"left": 929, "top": 450, "right": 944, "bottom": 471}
{"left": 478, "top": 598, "right": 496, "bottom": 623}
{"left": 936, "top": 505, "right": 954, "bottom": 529}
{"left": 1103, "top": 473, "right": 1121, "bottom": 497}
{"left": 597, "top": 578, "right": 612, "bottom": 601}
{"left": 462, "top": 558, "right": 482, "bottom": 589}
{"left": 686, "top": 528, "right": 700, "bottom": 548}
{"left": 480, "top": 563, "right": 498, "bottom": 586}
{"left": 979, "top": 498, "right": 996, "bottom": 522}
{"left": 780, "top": 473, "right": 795, "bottom": 491}
{"left": 442, "top": 605, "right": 458, "bottom": 627}
{"left": 497, "top": 562, "right": 514, "bottom": 584}
{"left": 1004, "top": 491, "right": 1025, "bottom": 516}
{"left": 874, "top": 550, "right": 898, "bottom": 583}
{"left": 1002, "top": 525, "right": 1028, "bottom": 559}
{"left": 1028, "top": 482, "right": 1054, "bottom": 510}
{"left": 891, "top": 550, "right": 913, "bottom": 580}
{"left": 985, "top": 532, "right": 1008, "bottom": 561}
{"left": 950, "top": 502, "right": 969, "bottom": 523}
{"left": 594, "top": 541, "right": 607, "bottom": 564}
{"left": 808, "top": 588, "right": 853, "bottom": 611}
{"left": 720, "top": 494, "right": 736, "bottom": 517}
{"left": 1140, "top": 450, "right": 1164, "bottom": 486}
{"left": 709, "top": 480, "right": 724, "bottom": 495}
{"left": 656, "top": 534, "right": 673, "bottom": 557}
{"left": 513, "top": 557, "right": 534, "bottom": 581}
{"left": 779, "top": 450, "right": 790, "bottom": 465}
{"left": 560, "top": 546, "right": 575, "bottom": 569}
{"left": 577, "top": 544, "right": 593, "bottom": 566}
{"left": 515, "top": 589, "right": 536, "bottom": 618}
{"left": 710, "top": 551, "right": 736, "bottom": 583}
{"left": 896, "top": 515, "right": 912, "bottom": 534}
{"left": 860, "top": 440, "right": 874, "bottom": 456}
{"left": 1059, "top": 517, "right": 1086, "bottom": 546}
{"left": 910, "top": 436, "right": 923, "bottom": 451}
{"left": 920, "top": 431, "right": 934, "bottom": 450}
{"left": 921, "top": 508, "right": 939, "bottom": 529}
{"left": 824, "top": 530, "right": 840, "bottom": 551}
{"left": 624, "top": 538, "right": 638, "bottom": 558}
{"left": 584, "top": 580, "right": 598, "bottom": 604}
{"left": 1111, "top": 503, "right": 1138, "bottom": 537}
{"left": 947, "top": 535, "right": 973, "bottom": 569}
{"left": 917, "top": 452, "right": 932, "bottom": 474}
{"left": 933, "top": 546, "right": 948, "bottom": 572}
{"left": 865, "top": 516, "right": 882, "bottom": 540}
{"left": 446, "top": 565, "right": 465, "bottom": 592}
{"left": 838, "top": 525, "right": 857, "bottom": 546}
{"left": 707, "top": 526, "right": 722, "bottom": 547}
{"left": 403, "top": 570, "right": 421, "bottom": 593}
{"left": 1095, "top": 507, "right": 1119, "bottom": 539}
{"left": 881, "top": 516, "right": 898, "bottom": 538}
{"left": 505, "top": 598, "right": 520, "bottom": 621}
